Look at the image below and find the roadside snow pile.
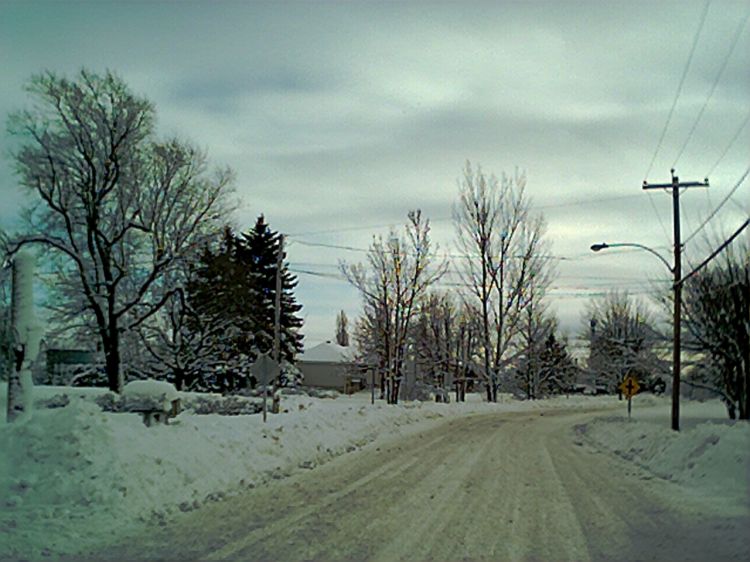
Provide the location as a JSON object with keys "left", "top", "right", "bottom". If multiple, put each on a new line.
{"left": 580, "top": 400, "right": 749, "bottom": 503}
{"left": 0, "top": 388, "right": 618, "bottom": 559}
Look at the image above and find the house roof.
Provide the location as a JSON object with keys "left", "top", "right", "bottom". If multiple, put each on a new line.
{"left": 298, "top": 342, "right": 354, "bottom": 363}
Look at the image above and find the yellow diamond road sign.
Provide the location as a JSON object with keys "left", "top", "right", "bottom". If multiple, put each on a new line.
{"left": 620, "top": 375, "right": 640, "bottom": 399}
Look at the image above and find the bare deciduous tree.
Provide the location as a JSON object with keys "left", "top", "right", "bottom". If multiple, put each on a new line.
{"left": 585, "top": 291, "right": 666, "bottom": 395}
{"left": 453, "top": 161, "right": 552, "bottom": 401}
{"left": 343, "top": 210, "right": 446, "bottom": 404}
{"left": 134, "top": 273, "right": 234, "bottom": 391}
{"left": 682, "top": 242, "right": 749, "bottom": 419}
{"left": 7, "top": 70, "right": 234, "bottom": 392}
{"left": 412, "top": 291, "right": 482, "bottom": 401}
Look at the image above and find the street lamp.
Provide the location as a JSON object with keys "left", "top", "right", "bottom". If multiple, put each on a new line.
{"left": 590, "top": 241, "right": 682, "bottom": 431}
{"left": 590, "top": 242, "right": 673, "bottom": 273}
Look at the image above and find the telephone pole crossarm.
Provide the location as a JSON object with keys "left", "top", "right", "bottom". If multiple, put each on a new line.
{"left": 643, "top": 179, "right": 708, "bottom": 189}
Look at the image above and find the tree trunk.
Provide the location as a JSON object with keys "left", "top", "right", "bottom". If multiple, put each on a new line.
{"left": 739, "top": 363, "right": 748, "bottom": 420}
{"left": 104, "top": 323, "right": 122, "bottom": 393}
{"left": 391, "top": 377, "right": 401, "bottom": 405}
{"left": 7, "top": 252, "right": 38, "bottom": 423}
{"left": 726, "top": 400, "right": 737, "bottom": 420}
{"left": 174, "top": 367, "right": 185, "bottom": 391}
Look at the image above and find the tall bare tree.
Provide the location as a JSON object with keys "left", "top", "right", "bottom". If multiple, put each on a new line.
{"left": 682, "top": 242, "right": 749, "bottom": 419}
{"left": 453, "top": 161, "right": 552, "bottom": 401}
{"left": 343, "top": 210, "right": 446, "bottom": 403}
{"left": 7, "top": 70, "right": 234, "bottom": 392}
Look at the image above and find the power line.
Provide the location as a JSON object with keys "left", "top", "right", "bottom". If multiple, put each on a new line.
{"left": 290, "top": 259, "right": 675, "bottom": 289}
{"left": 683, "top": 165, "right": 750, "bottom": 245}
{"left": 285, "top": 194, "right": 645, "bottom": 238}
{"left": 705, "top": 107, "right": 750, "bottom": 178}
{"left": 673, "top": 9, "right": 750, "bottom": 168}
{"left": 679, "top": 218, "right": 750, "bottom": 286}
{"left": 291, "top": 256, "right": 673, "bottom": 293}
{"left": 644, "top": 0, "right": 710, "bottom": 180}
{"left": 731, "top": 196, "right": 748, "bottom": 213}
{"left": 535, "top": 194, "right": 641, "bottom": 210}
{"left": 291, "top": 264, "right": 662, "bottom": 299}
{"left": 645, "top": 190, "right": 673, "bottom": 245}
{"left": 291, "top": 238, "right": 589, "bottom": 261}
{"left": 293, "top": 240, "right": 370, "bottom": 254}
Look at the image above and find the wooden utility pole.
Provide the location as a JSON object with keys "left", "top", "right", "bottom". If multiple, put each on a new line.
{"left": 271, "top": 235, "right": 284, "bottom": 414}
{"left": 273, "top": 235, "right": 284, "bottom": 364}
{"left": 642, "top": 168, "right": 708, "bottom": 431}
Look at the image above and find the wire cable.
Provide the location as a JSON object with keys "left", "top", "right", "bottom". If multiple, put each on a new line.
{"left": 644, "top": 0, "right": 710, "bottom": 180}
{"left": 683, "top": 165, "right": 750, "bottom": 245}
{"left": 705, "top": 107, "right": 750, "bottom": 178}
{"left": 673, "top": 9, "right": 750, "bottom": 168}
{"left": 285, "top": 194, "right": 644, "bottom": 238}
{"left": 646, "top": 189, "right": 673, "bottom": 245}
{"left": 292, "top": 239, "right": 599, "bottom": 262}
{"left": 680, "top": 218, "right": 749, "bottom": 286}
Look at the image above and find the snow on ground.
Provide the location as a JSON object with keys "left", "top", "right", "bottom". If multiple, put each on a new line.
{"left": 0, "top": 384, "right": 744, "bottom": 560}
{"left": 578, "top": 396, "right": 750, "bottom": 510}
{"left": 0, "top": 386, "right": 616, "bottom": 559}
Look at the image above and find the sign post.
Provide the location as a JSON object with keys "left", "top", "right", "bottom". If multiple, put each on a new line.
{"left": 250, "top": 353, "right": 280, "bottom": 423}
{"left": 619, "top": 375, "right": 640, "bottom": 420}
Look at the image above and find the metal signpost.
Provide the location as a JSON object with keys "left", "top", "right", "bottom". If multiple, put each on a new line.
{"left": 619, "top": 375, "right": 640, "bottom": 420}
{"left": 251, "top": 352, "right": 280, "bottom": 423}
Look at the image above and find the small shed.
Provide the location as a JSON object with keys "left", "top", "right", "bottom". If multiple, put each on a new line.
{"left": 297, "top": 342, "right": 361, "bottom": 393}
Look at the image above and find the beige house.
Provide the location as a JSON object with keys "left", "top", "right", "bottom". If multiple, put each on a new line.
{"left": 297, "top": 342, "right": 362, "bottom": 393}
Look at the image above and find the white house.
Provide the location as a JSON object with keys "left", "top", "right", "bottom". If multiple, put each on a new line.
{"left": 297, "top": 342, "right": 362, "bottom": 393}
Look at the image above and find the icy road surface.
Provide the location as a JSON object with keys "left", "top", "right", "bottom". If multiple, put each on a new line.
{"left": 71, "top": 408, "right": 748, "bottom": 561}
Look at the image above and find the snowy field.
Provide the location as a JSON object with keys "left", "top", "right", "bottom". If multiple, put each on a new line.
{"left": 1, "top": 385, "right": 747, "bottom": 560}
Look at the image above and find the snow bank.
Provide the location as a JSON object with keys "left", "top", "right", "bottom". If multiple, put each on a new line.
{"left": 579, "top": 399, "right": 749, "bottom": 505}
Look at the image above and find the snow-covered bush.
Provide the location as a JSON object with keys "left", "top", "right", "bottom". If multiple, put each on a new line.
{"left": 181, "top": 394, "right": 263, "bottom": 416}
{"left": 279, "top": 361, "right": 304, "bottom": 388}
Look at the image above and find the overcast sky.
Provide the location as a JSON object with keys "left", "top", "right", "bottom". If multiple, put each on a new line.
{"left": 1, "top": 0, "right": 748, "bottom": 350}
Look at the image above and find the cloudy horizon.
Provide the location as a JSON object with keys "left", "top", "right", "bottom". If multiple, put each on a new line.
{"left": 1, "top": 0, "right": 748, "bottom": 349}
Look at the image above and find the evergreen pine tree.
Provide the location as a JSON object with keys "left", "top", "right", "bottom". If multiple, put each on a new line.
{"left": 186, "top": 217, "right": 304, "bottom": 391}
{"left": 186, "top": 227, "right": 259, "bottom": 391}
{"left": 239, "top": 215, "right": 304, "bottom": 362}
{"left": 537, "top": 333, "right": 578, "bottom": 395}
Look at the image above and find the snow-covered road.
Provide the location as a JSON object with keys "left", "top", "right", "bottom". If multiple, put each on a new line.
{"left": 66, "top": 407, "right": 750, "bottom": 561}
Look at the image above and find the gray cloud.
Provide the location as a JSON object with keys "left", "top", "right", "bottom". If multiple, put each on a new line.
{"left": 1, "top": 0, "right": 748, "bottom": 346}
